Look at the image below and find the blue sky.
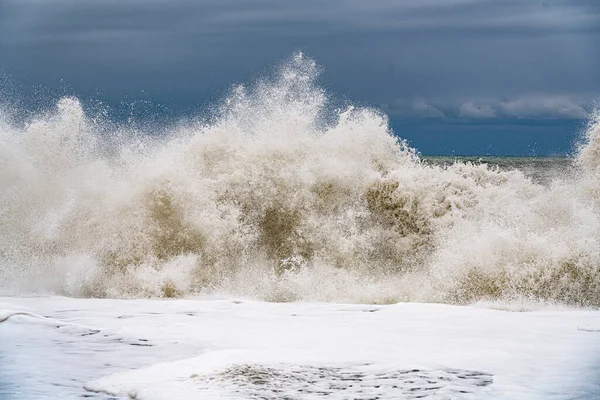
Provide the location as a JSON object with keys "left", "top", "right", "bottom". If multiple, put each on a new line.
{"left": 0, "top": 0, "right": 598, "bottom": 155}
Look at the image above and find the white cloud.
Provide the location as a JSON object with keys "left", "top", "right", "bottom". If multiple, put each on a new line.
{"left": 412, "top": 100, "right": 445, "bottom": 118}
{"left": 458, "top": 102, "right": 496, "bottom": 118}
{"left": 499, "top": 96, "right": 589, "bottom": 119}
{"left": 383, "top": 95, "right": 592, "bottom": 120}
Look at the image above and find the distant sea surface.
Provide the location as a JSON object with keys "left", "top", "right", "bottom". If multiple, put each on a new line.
{"left": 424, "top": 156, "right": 574, "bottom": 186}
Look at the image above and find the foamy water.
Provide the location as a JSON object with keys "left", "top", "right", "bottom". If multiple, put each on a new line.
{"left": 1, "top": 53, "right": 599, "bottom": 307}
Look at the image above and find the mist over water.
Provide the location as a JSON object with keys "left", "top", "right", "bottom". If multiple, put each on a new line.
{"left": 1, "top": 53, "right": 599, "bottom": 307}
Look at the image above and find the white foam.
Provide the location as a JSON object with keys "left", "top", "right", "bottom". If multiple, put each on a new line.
{"left": 1, "top": 297, "right": 598, "bottom": 399}
{"left": 0, "top": 53, "right": 599, "bottom": 307}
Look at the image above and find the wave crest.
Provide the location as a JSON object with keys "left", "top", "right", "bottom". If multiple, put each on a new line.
{"left": 1, "top": 53, "right": 599, "bottom": 307}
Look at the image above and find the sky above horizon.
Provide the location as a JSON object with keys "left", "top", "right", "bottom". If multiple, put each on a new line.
{"left": 0, "top": 0, "right": 598, "bottom": 155}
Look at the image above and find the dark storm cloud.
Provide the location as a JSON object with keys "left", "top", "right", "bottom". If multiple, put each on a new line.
{"left": 0, "top": 1, "right": 595, "bottom": 44}
{"left": 2, "top": 0, "right": 598, "bottom": 35}
{"left": 0, "top": 0, "right": 598, "bottom": 118}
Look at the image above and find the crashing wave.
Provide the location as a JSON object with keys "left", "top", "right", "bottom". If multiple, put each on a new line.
{"left": 0, "top": 53, "right": 598, "bottom": 307}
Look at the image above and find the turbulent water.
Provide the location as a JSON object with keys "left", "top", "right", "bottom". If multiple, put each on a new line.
{"left": 1, "top": 53, "right": 599, "bottom": 307}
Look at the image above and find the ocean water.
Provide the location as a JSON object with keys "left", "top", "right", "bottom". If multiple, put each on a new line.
{"left": 1, "top": 298, "right": 599, "bottom": 400}
{"left": 0, "top": 309, "right": 205, "bottom": 400}
{"left": 0, "top": 53, "right": 599, "bottom": 307}
{"left": 424, "top": 156, "right": 575, "bottom": 186}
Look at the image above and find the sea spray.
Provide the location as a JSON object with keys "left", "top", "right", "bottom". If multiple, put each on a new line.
{"left": 1, "top": 53, "right": 598, "bottom": 306}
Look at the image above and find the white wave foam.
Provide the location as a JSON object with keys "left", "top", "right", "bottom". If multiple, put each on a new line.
{"left": 0, "top": 53, "right": 599, "bottom": 306}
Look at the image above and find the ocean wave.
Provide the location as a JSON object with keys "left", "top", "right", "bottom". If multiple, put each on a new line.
{"left": 1, "top": 53, "right": 599, "bottom": 307}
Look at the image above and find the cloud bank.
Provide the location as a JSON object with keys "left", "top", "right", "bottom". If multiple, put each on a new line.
{"left": 458, "top": 102, "right": 497, "bottom": 118}
{"left": 412, "top": 100, "right": 445, "bottom": 118}
{"left": 499, "top": 96, "right": 589, "bottom": 119}
{"left": 386, "top": 96, "right": 591, "bottom": 119}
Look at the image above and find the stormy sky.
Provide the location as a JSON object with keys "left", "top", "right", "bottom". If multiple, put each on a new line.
{"left": 0, "top": 0, "right": 598, "bottom": 155}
